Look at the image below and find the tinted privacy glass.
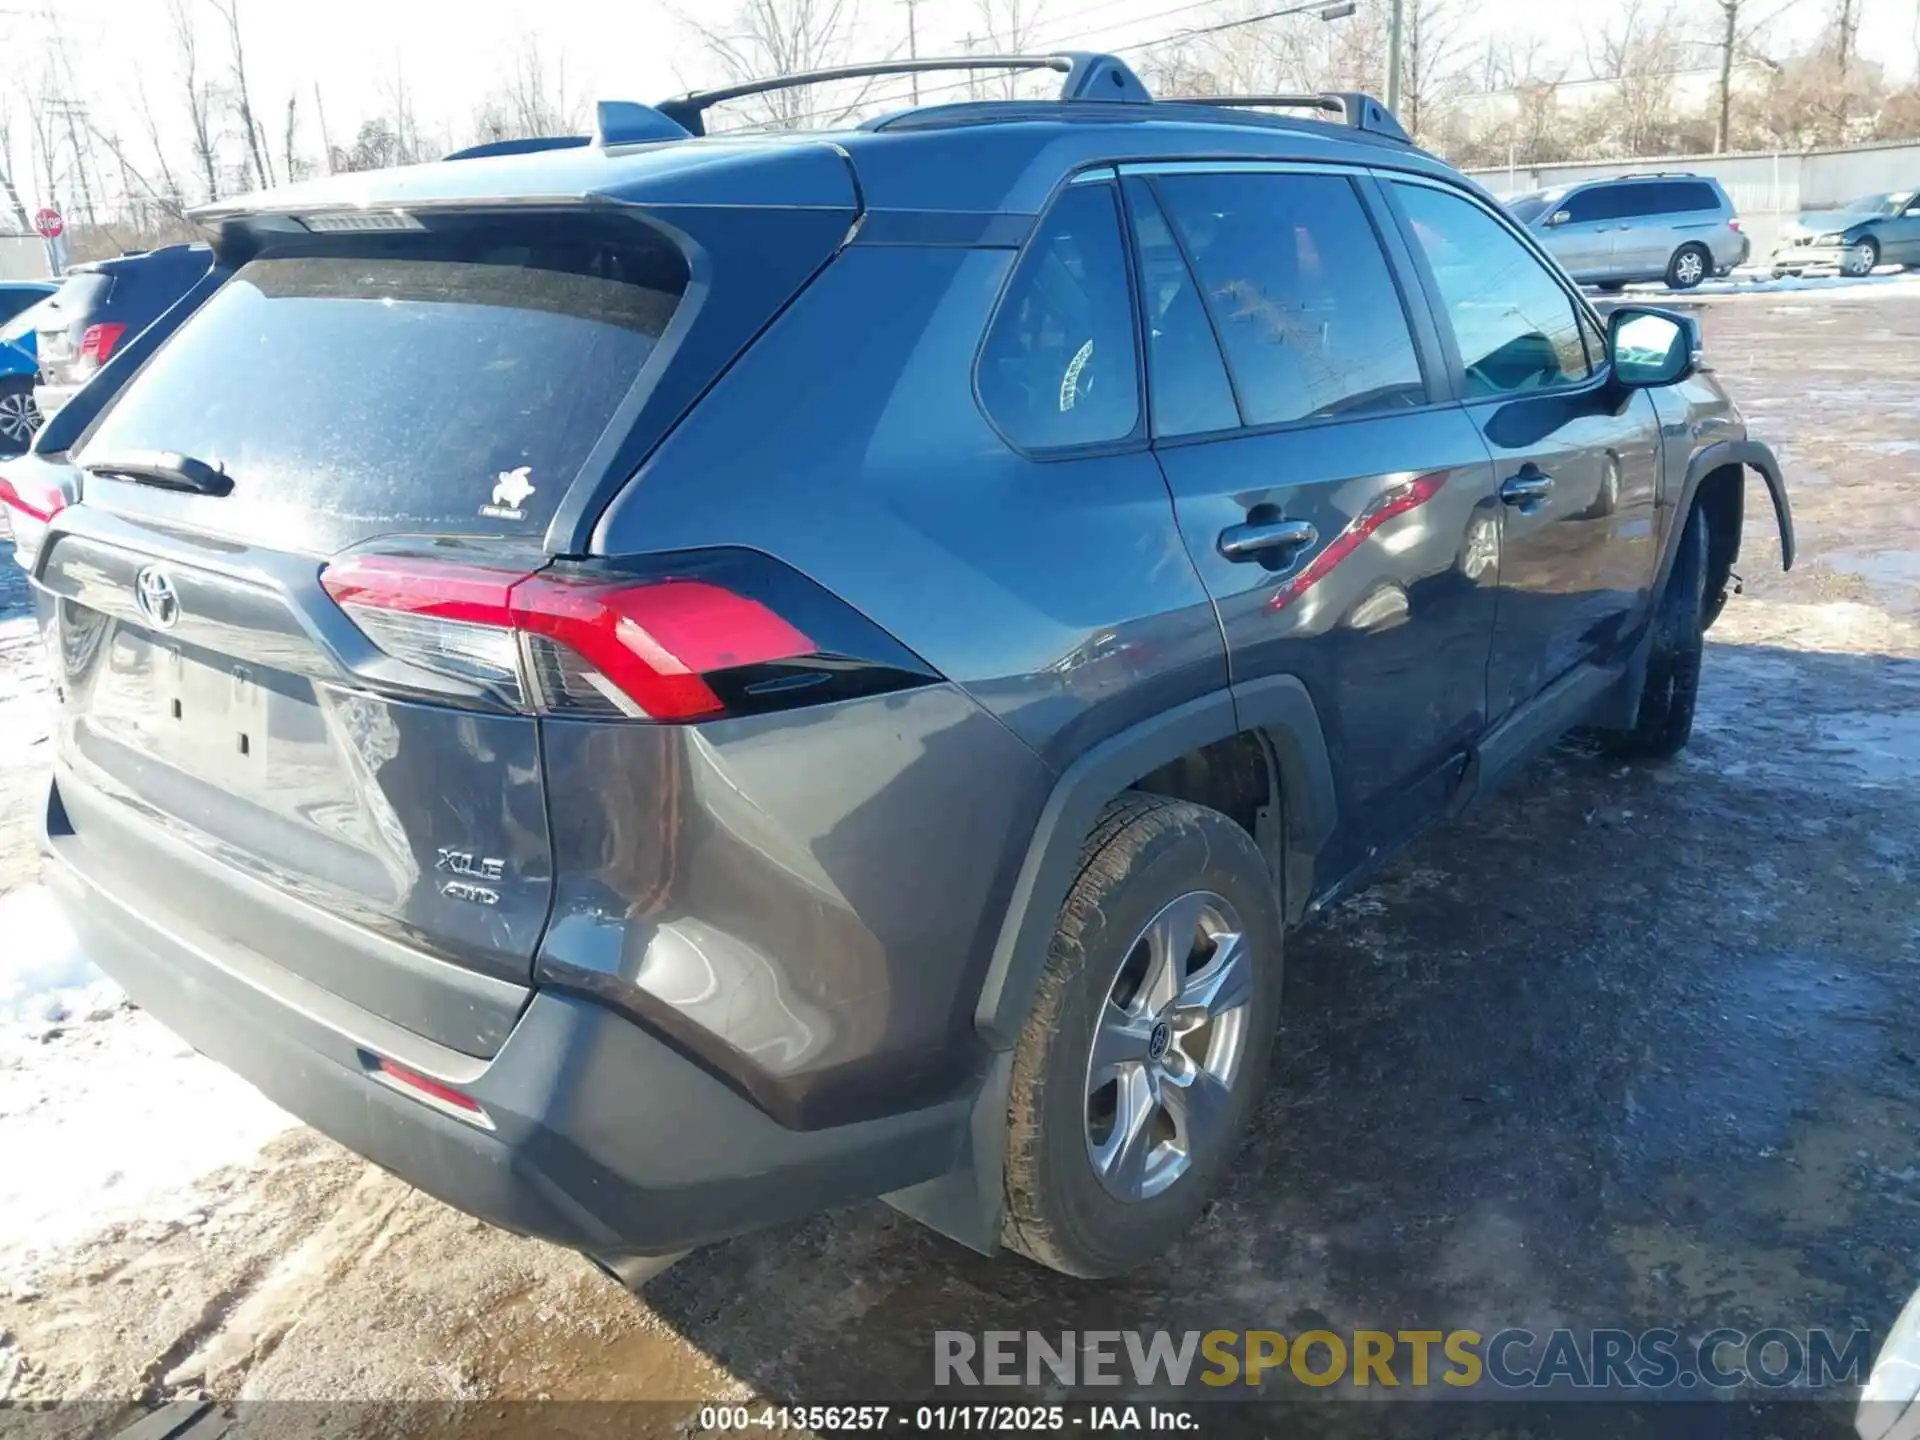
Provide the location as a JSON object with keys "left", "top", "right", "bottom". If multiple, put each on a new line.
{"left": 979, "top": 182, "right": 1140, "bottom": 450}
{"left": 1393, "top": 182, "right": 1594, "bottom": 397}
{"left": 80, "top": 218, "right": 687, "bottom": 547}
{"left": 1154, "top": 172, "right": 1425, "bottom": 427}
{"left": 1123, "top": 178, "right": 1239, "bottom": 438}
{"left": 1561, "top": 188, "right": 1617, "bottom": 223}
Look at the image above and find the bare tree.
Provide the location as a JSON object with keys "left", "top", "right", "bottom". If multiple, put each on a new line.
{"left": 473, "top": 35, "right": 585, "bottom": 142}
{"left": 1396, "top": 0, "right": 1470, "bottom": 141}
{"left": 208, "top": 0, "right": 274, "bottom": 189}
{"left": 1585, "top": 2, "right": 1691, "bottom": 155}
{"left": 683, "top": 0, "right": 869, "bottom": 129}
{"left": 133, "top": 76, "right": 186, "bottom": 214}
{"left": 282, "top": 93, "right": 301, "bottom": 184}
{"left": 0, "top": 95, "right": 34, "bottom": 232}
{"left": 169, "top": 0, "right": 220, "bottom": 202}
{"left": 1706, "top": 0, "right": 1802, "bottom": 152}
{"left": 975, "top": 0, "right": 1045, "bottom": 98}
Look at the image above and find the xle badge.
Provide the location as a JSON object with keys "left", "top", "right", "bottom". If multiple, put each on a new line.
{"left": 480, "top": 466, "right": 535, "bottom": 520}
{"left": 437, "top": 848, "right": 505, "bottom": 907}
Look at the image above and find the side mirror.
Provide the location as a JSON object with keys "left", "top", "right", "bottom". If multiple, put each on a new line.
{"left": 1608, "top": 306, "right": 1699, "bottom": 388}
{"left": 1548, "top": 209, "right": 1572, "bottom": 227}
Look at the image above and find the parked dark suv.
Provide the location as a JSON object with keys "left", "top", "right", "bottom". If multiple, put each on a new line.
{"left": 3, "top": 55, "right": 1794, "bottom": 1280}
{"left": 32, "top": 243, "right": 212, "bottom": 423}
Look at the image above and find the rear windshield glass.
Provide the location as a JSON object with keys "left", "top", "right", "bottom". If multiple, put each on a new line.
{"left": 79, "top": 218, "right": 688, "bottom": 547}
{"left": 42, "top": 273, "right": 110, "bottom": 326}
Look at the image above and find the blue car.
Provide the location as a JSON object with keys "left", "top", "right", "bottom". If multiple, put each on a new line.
{"left": 0, "top": 280, "right": 55, "bottom": 451}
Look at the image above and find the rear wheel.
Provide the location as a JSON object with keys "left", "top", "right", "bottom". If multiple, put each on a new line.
{"left": 1609, "top": 502, "right": 1709, "bottom": 760}
{"left": 1594, "top": 281, "right": 1627, "bottom": 295}
{"left": 0, "top": 378, "right": 38, "bottom": 452}
{"left": 1001, "top": 795, "right": 1282, "bottom": 1278}
{"left": 1844, "top": 236, "right": 1880, "bottom": 278}
{"left": 1667, "top": 244, "right": 1710, "bottom": 290}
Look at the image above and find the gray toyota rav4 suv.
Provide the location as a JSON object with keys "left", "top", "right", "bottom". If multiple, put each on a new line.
{"left": 4, "top": 54, "right": 1794, "bottom": 1280}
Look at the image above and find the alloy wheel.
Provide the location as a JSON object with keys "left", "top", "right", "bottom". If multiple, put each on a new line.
{"left": 1850, "top": 242, "right": 1878, "bottom": 277}
{"left": 1084, "top": 891, "right": 1252, "bottom": 1202}
{"left": 0, "top": 390, "right": 38, "bottom": 447}
{"left": 1674, "top": 250, "right": 1705, "bottom": 287}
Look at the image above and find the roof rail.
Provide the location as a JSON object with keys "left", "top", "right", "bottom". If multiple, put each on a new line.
{"left": 1161, "top": 92, "right": 1411, "bottom": 144}
{"left": 655, "top": 52, "right": 1151, "bottom": 135}
{"left": 1614, "top": 170, "right": 1701, "bottom": 179}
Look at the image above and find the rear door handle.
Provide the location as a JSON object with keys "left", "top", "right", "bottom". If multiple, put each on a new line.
{"left": 1218, "top": 518, "right": 1318, "bottom": 564}
{"left": 1500, "top": 470, "right": 1554, "bottom": 508}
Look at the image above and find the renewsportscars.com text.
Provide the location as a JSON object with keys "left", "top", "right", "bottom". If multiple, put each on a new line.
{"left": 934, "top": 1327, "right": 1871, "bottom": 1392}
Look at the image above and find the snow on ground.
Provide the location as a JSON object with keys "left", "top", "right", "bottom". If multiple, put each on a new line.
{"left": 0, "top": 574, "right": 296, "bottom": 1287}
{"left": 0, "top": 884, "right": 114, "bottom": 1026}
{"left": 1612, "top": 266, "right": 1920, "bottom": 303}
{"left": 0, "top": 920, "right": 297, "bottom": 1284}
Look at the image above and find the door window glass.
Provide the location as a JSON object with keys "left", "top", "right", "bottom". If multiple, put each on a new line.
{"left": 1393, "top": 181, "right": 1596, "bottom": 398}
{"left": 1561, "top": 188, "right": 1617, "bottom": 223}
{"left": 1154, "top": 171, "right": 1426, "bottom": 428}
{"left": 1122, "top": 178, "right": 1240, "bottom": 438}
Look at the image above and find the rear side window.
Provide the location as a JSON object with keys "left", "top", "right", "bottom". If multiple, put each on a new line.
{"left": 978, "top": 182, "right": 1141, "bottom": 451}
{"left": 1154, "top": 171, "right": 1426, "bottom": 428}
{"left": 1676, "top": 181, "right": 1723, "bottom": 212}
{"left": 79, "top": 217, "right": 687, "bottom": 544}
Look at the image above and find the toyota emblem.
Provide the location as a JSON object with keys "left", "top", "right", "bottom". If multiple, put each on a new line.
{"left": 134, "top": 565, "right": 180, "bottom": 630}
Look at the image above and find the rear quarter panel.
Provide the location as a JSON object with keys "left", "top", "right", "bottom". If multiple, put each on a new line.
{"left": 584, "top": 242, "right": 1228, "bottom": 1123}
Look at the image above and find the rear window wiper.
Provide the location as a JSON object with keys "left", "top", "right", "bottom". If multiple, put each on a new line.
{"left": 81, "top": 450, "right": 233, "bottom": 497}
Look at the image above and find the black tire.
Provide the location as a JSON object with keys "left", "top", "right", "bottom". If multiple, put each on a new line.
{"left": 1001, "top": 794, "right": 1283, "bottom": 1278}
{"left": 1609, "top": 502, "right": 1709, "bottom": 760}
{"left": 1666, "top": 243, "right": 1711, "bottom": 291}
{"left": 1844, "top": 236, "right": 1880, "bottom": 278}
{"left": 1595, "top": 281, "right": 1627, "bottom": 294}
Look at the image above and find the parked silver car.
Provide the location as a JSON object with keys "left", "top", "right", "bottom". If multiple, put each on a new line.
{"left": 1507, "top": 174, "right": 1748, "bottom": 291}
{"left": 1771, "top": 191, "right": 1920, "bottom": 277}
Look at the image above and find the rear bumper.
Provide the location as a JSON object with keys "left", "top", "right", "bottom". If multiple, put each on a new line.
{"left": 44, "top": 779, "right": 971, "bottom": 1258}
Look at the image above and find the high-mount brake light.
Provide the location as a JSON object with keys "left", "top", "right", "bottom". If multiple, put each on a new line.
{"left": 300, "top": 210, "right": 426, "bottom": 234}
{"left": 319, "top": 551, "right": 905, "bottom": 723}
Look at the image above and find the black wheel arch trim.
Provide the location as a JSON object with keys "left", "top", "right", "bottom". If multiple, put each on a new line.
{"left": 894, "top": 677, "right": 1336, "bottom": 1256}
{"left": 1679, "top": 438, "right": 1794, "bottom": 576}
{"left": 972, "top": 675, "right": 1335, "bottom": 1050}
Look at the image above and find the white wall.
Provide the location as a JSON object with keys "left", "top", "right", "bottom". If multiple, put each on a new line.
{"left": 1465, "top": 139, "right": 1920, "bottom": 262}
{"left": 0, "top": 236, "right": 53, "bottom": 282}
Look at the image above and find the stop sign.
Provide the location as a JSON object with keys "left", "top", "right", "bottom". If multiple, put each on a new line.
{"left": 33, "top": 207, "right": 62, "bottom": 239}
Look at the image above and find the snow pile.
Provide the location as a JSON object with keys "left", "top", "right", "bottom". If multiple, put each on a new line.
{"left": 0, "top": 884, "right": 115, "bottom": 1026}
{"left": 0, "top": 884, "right": 297, "bottom": 1281}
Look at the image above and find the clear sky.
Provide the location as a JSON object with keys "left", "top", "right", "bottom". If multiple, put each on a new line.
{"left": 11, "top": 0, "right": 1920, "bottom": 211}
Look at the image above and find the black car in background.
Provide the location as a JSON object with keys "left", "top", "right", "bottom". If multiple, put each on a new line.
{"left": 34, "top": 245, "right": 212, "bottom": 424}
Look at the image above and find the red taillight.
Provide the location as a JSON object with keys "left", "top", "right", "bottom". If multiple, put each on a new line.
{"left": 321, "top": 553, "right": 818, "bottom": 722}
{"left": 0, "top": 464, "right": 70, "bottom": 571}
{"left": 0, "top": 467, "right": 67, "bottom": 525}
{"left": 370, "top": 1057, "right": 490, "bottom": 1125}
{"left": 77, "top": 322, "right": 128, "bottom": 371}
{"left": 1728, "top": 218, "right": 1743, "bottom": 232}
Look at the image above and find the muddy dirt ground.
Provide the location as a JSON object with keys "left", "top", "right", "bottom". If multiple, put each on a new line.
{"left": 3, "top": 289, "right": 1920, "bottom": 1437}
